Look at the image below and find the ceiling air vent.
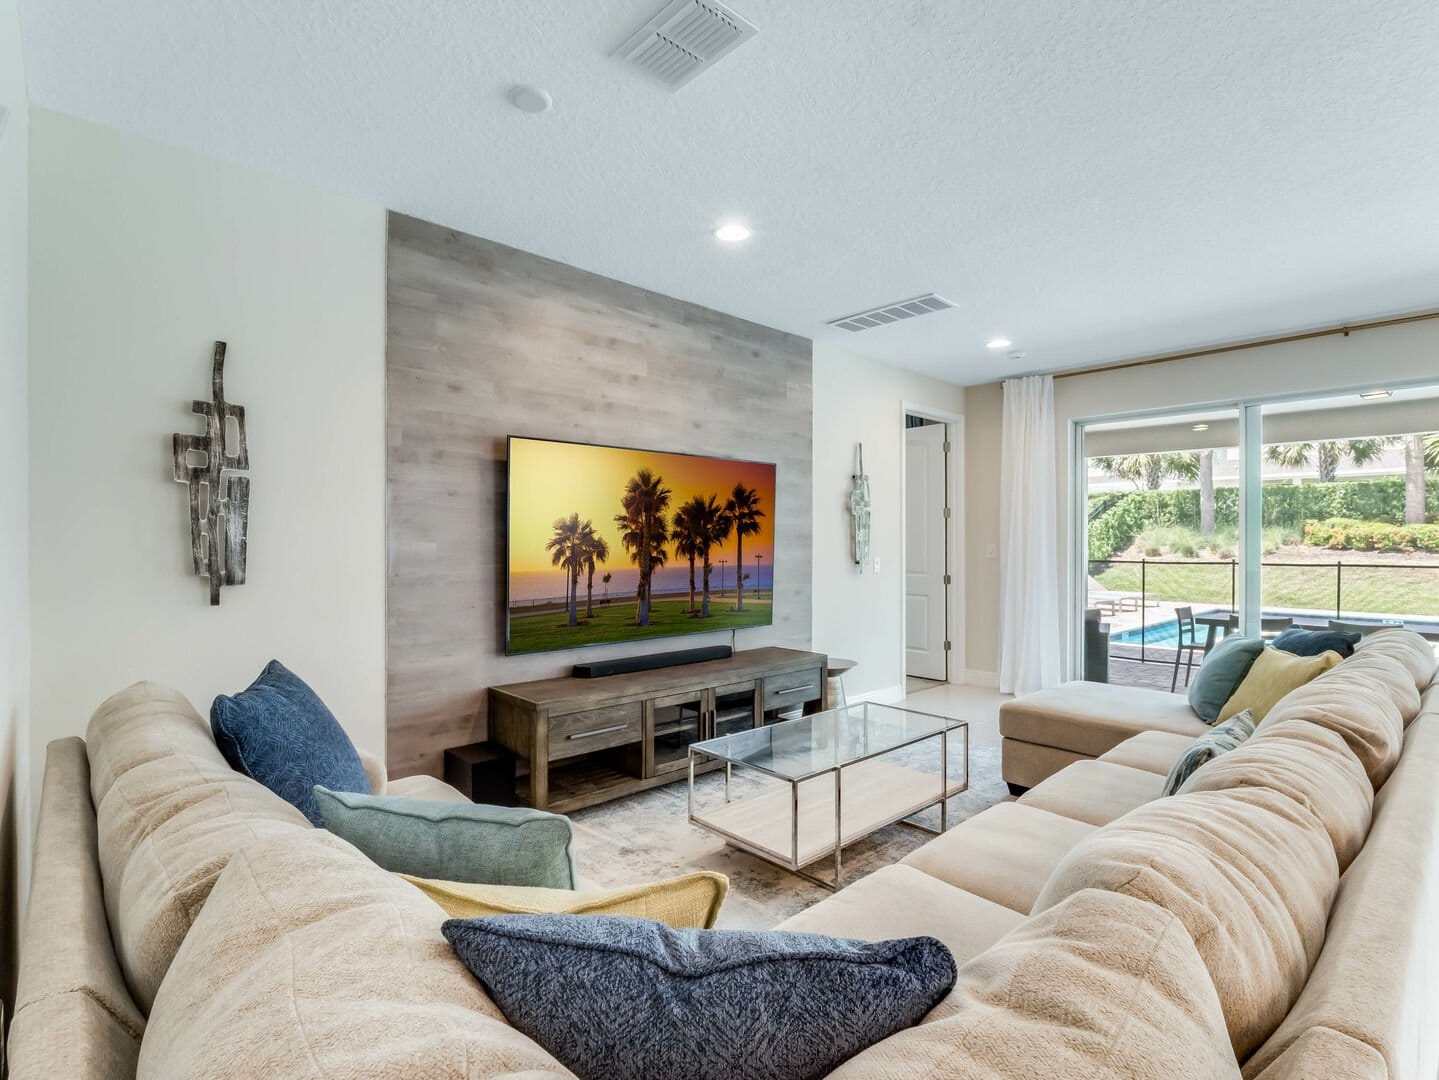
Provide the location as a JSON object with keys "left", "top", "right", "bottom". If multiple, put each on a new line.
{"left": 614, "top": 0, "right": 758, "bottom": 89}
{"left": 826, "top": 294, "right": 956, "bottom": 333}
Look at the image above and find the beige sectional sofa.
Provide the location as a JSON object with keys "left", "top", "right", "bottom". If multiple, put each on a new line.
{"left": 8, "top": 629, "right": 1438, "bottom": 1078}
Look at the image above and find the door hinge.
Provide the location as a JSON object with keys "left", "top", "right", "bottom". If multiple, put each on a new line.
{"left": 943, "top": 573, "right": 952, "bottom": 585}
{"left": 942, "top": 441, "right": 951, "bottom": 453}
{"left": 942, "top": 506, "right": 951, "bottom": 519}
{"left": 943, "top": 640, "right": 952, "bottom": 651}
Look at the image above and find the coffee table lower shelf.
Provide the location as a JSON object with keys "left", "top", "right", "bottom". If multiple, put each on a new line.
{"left": 687, "top": 756, "right": 966, "bottom": 890}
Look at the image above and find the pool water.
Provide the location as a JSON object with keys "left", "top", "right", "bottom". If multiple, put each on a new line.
{"left": 1111, "top": 620, "right": 1184, "bottom": 647}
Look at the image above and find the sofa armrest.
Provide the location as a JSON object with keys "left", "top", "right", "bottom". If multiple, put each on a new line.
{"left": 355, "top": 745, "right": 388, "bottom": 795}
{"left": 384, "top": 773, "right": 471, "bottom": 804}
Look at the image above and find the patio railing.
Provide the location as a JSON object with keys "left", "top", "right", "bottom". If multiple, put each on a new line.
{"left": 1088, "top": 557, "right": 1439, "bottom": 663}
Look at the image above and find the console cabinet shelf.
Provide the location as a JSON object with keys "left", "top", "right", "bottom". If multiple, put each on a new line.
{"left": 489, "top": 647, "right": 829, "bottom": 813}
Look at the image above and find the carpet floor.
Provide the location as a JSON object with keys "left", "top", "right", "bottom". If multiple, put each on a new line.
{"left": 569, "top": 742, "right": 1007, "bottom": 929}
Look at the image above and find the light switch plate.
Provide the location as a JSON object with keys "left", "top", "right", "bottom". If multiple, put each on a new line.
{"left": 872, "top": 556, "right": 881, "bottom": 573}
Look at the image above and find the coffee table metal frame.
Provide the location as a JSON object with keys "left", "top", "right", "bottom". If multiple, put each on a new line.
{"left": 686, "top": 703, "right": 968, "bottom": 891}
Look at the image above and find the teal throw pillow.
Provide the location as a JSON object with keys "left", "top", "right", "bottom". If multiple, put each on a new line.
{"left": 1161, "top": 710, "right": 1256, "bottom": 796}
{"left": 1187, "top": 635, "right": 1265, "bottom": 724}
{"left": 313, "top": 787, "right": 577, "bottom": 889}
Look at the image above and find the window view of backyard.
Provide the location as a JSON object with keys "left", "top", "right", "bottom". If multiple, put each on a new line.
{"left": 1084, "top": 410, "right": 1439, "bottom": 692}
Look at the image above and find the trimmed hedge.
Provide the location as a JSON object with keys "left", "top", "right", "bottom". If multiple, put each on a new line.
{"left": 1087, "top": 477, "right": 1438, "bottom": 560}
{"left": 1303, "top": 518, "right": 1439, "bottom": 554}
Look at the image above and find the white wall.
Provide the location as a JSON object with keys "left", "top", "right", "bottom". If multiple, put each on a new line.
{"left": 964, "top": 317, "right": 1439, "bottom": 678}
{"left": 1, "top": 0, "right": 30, "bottom": 1019}
{"left": 812, "top": 343, "right": 965, "bottom": 700}
{"left": 27, "top": 111, "right": 388, "bottom": 818}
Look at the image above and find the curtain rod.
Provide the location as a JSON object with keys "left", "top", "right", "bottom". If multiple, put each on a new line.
{"left": 1051, "top": 307, "right": 1439, "bottom": 381}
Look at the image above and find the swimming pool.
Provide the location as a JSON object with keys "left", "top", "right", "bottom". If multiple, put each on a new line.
{"left": 1111, "top": 616, "right": 1439, "bottom": 648}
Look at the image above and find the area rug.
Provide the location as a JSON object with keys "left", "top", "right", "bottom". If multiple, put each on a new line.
{"left": 570, "top": 743, "right": 1008, "bottom": 929}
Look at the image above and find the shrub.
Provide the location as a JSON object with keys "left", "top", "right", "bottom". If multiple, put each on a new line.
{"left": 1302, "top": 518, "right": 1439, "bottom": 554}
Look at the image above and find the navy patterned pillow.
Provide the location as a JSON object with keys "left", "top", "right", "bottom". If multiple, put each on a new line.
{"left": 443, "top": 914, "right": 956, "bottom": 1080}
{"left": 1162, "top": 709, "right": 1256, "bottom": 797}
{"left": 1272, "top": 627, "right": 1361, "bottom": 659}
{"left": 211, "top": 660, "right": 369, "bottom": 825}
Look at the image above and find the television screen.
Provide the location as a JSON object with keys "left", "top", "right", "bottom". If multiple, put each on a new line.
{"left": 506, "top": 436, "right": 777, "bottom": 655}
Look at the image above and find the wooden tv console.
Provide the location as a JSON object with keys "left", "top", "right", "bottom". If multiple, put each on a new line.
{"left": 489, "top": 647, "right": 830, "bottom": 813}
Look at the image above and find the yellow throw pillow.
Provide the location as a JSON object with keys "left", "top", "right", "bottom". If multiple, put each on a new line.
{"left": 399, "top": 871, "right": 728, "bottom": 929}
{"left": 1218, "top": 647, "right": 1341, "bottom": 723}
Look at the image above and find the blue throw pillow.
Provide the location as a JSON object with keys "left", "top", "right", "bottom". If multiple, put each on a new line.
{"left": 1187, "top": 635, "right": 1265, "bottom": 725}
{"left": 1272, "top": 627, "right": 1361, "bottom": 659}
{"left": 211, "top": 660, "right": 369, "bottom": 825}
{"left": 443, "top": 915, "right": 956, "bottom": 1080}
{"left": 313, "top": 787, "right": 577, "bottom": 889}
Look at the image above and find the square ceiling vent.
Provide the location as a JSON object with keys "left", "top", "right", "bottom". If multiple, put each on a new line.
{"left": 614, "top": 0, "right": 758, "bottom": 89}
{"left": 826, "top": 294, "right": 956, "bottom": 332}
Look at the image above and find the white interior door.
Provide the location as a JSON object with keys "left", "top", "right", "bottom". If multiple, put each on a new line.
{"left": 905, "top": 423, "right": 948, "bottom": 680}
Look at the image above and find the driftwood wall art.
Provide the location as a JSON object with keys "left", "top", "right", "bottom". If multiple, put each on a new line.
{"left": 850, "top": 442, "right": 871, "bottom": 571}
{"left": 172, "top": 341, "right": 250, "bottom": 605}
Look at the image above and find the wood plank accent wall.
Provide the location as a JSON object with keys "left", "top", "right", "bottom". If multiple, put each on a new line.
{"left": 386, "top": 213, "right": 814, "bottom": 779}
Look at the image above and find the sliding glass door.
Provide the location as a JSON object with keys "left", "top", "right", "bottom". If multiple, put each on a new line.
{"left": 1077, "top": 383, "right": 1439, "bottom": 689}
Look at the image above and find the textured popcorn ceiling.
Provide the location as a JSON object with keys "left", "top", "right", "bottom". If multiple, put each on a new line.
{"left": 18, "top": 0, "right": 1439, "bottom": 383}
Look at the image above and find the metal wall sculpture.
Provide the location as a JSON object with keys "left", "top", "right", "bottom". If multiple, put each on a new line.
{"left": 849, "top": 442, "right": 871, "bottom": 572}
{"left": 172, "top": 341, "right": 250, "bottom": 605}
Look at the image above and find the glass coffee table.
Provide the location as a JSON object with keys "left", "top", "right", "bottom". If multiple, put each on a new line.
{"left": 687, "top": 702, "right": 968, "bottom": 890}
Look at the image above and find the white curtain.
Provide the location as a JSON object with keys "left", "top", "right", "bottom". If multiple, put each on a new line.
{"left": 998, "top": 374, "right": 1063, "bottom": 696}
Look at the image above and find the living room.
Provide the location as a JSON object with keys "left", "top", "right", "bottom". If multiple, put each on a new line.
{"left": 3, "top": 3, "right": 1438, "bottom": 1078}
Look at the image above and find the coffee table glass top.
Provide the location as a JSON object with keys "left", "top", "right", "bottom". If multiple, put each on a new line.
{"left": 690, "top": 702, "right": 962, "bottom": 782}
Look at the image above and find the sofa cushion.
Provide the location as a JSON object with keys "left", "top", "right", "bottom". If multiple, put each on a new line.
{"left": 1017, "top": 760, "right": 1164, "bottom": 827}
{"left": 1327, "top": 649, "right": 1423, "bottom": 726}
{"left": 1240, "top": 711, "right": 1439, "bottom": 1080}
{"left": 900, "top": 802, "right": 1095, "bottom": 914}
{"left": 1271, "top": 627, "right": 1360, "bottom": 660}
{"left": 136, "top": 829, "right": 570, "bottom": 1079}
{"left": 824, "top": 889, "right": 1240, "bottom": 1080}
{"left": 401, "top": 871, "right": 728, "bottom": 929}
{"left": 1034, "top": 787, "right": 1339, "bottom": 1059}
{"left": 1000, "top": 681, "right": 1208, "bottom": 759}
{"left": 1100, "top": 729, "right": 1206, "bottom": 775}
{"left": 1219, "top": 648, "right": 1341, "bottom": 723}
{"left": 96, "top": 751, "right": 311, "bottom": 1012}
{"left": 1258, "top": 662, "right": 1405, "bottom": 790}
{"left": 776, "top": 864, "right": 1024, "bottom": 1000}
{"left": 1189, "top": 635, "right": 1265, "bottom": 723}
{"left": 85, "top": 681, "right": 231, "bottom": 806}
{"left": 1355, "top": 627, "right": 1438, "bottom": 696}
{"left": 314, "top": 786, "right": 578, "bottom": 889}
{"left": 445, "top": 915, "right": 956, "bottom": 1080}
{"left": 1161, "top": 710, "right": 1255, "bottom": 796}
{"left": 1249, "top": 1027, "right": 1386, "bottom": 1080}
{"left": 1179, "top": 716, "right": 1373, "bottom": 871}
{"left": 210, "top": 660, "right": 370, "bottom": 826}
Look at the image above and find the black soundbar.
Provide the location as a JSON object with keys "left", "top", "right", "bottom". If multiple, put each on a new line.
{"left": 572, "top": 645, "right": 733, "bottom": 679}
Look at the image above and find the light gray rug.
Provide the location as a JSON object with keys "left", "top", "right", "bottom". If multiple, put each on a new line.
{"left": 570, "top": 743, "right": 1007, "bottom": 929}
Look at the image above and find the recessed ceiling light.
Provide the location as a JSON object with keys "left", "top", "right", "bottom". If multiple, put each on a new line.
{"left": 986, "top": 337, "right": 1012, "bottom": 350}
{"left": 714, "top": 222, "right": 753, "bottom": 244}
{"left": 507, "top": 85, "right": 553, "bottom": 114}
{"left": 1359, "top": 389, "right": 1392, "bottom": 400}
{"left": 1192, "top": 423, "right": 1210, "bottom": 432}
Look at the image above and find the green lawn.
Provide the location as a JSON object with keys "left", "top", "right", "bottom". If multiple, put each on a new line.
{"left": 1094, "top": 562, "right": 1439, "bottom": 618}
{"left": 508, "top": 596, "right": 773, "bottom": 654}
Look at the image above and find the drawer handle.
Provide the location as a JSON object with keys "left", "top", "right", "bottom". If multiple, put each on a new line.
{"left": 776, "top": 684, "right": 816, "bottom": 695}
{"left": 567, "top": 723, "right": 630, "bottom": 740}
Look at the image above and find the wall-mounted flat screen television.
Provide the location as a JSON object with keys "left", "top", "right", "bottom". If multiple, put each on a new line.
{"left": 506, "top": 436, "right": 777, "bottom": 656}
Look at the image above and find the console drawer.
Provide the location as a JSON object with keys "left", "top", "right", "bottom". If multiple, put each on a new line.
{"left": 763, "top": 666, "right": 823, "bottom": 710}
{"left": 548, "top": 703, "right": 642, "bottom": 761}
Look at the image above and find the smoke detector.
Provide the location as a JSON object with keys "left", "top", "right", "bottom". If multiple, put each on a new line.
{"left": 826, "top": 294, "right": 956, "bottom": 333}
{"left": 614, "top": 0, "right": 758, "bottom": 89}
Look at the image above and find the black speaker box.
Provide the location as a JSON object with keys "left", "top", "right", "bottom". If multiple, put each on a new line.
{"left": 572, "top": 645, "right": 733, "bottom": 678}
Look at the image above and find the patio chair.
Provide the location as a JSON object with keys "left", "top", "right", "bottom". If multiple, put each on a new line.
{"left": 1170, "top": 606, "right": 1207, "bottom": 692}
{"left": 1328, "top": 619, "right": 1379, "bottom": 638}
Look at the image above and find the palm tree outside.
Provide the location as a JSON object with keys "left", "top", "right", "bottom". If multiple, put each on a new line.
{"left": 672, "top": 500, "right": 702, "bottom": 614}
{"left": 1092, "top": 453, "right": 1199, "bottom": 492}
{"left": 544, "top": 513, "right": 587, "bottom": 628}
{"left": 580, "top": 527, "right": 609, "bottom": 619}
{"left": 723, "top": 483, "right": 765, "bottom": 612}
{"left": 613, "top": 469, "right": 671, "bottom": 625}
{"left": 690, "top": 494, "right": 733, "bottom": 618}
{"left": 1264, "top": 438, "right": 1392, "bottom": 485}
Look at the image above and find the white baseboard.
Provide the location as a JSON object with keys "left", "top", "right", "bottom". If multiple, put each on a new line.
{"left": 851, "top": 684, "right": 906, "bottom": 705}
{"left": 961, "top": 669, "right": 1000, "bottom": 688}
